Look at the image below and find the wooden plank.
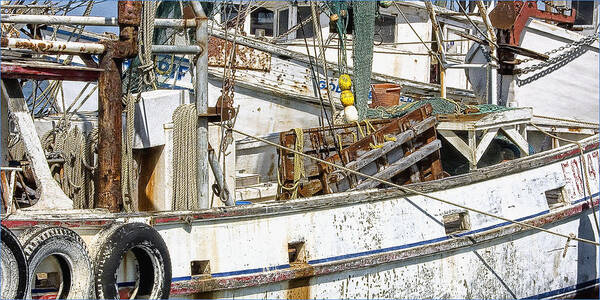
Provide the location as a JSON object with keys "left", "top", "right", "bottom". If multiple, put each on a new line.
{"left": 280, "top": 120, "right": 391, "bottom": 152}
{"left": 322, "top": 107, "right": 434, "bottom": 167}
{"left": 474, "top": 108, "right": 532, "bottom": 128}
{"left": 347, "top": 131, "right": 415, "bottom": 172}
{"left": 352, "top": 140, "right": 442, "bottom": 190}
{"left": 475, "top": 128, "right": 499, "bottom": 163}
{"left": 328, "top": 116, "right": 436, "bottom": 182}
{"left": 502, "top": 127, "right": 530, "bottom": 156}
{"left": 468, "top": 130, "right": 476, "bottom": 170}
{"left": 438, "top": 130, "right": 473, "bottom": 163}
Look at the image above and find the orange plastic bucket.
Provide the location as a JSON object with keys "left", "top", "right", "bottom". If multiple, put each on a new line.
{"left": 370, "top": 83, "right": 402, "bottom": 108}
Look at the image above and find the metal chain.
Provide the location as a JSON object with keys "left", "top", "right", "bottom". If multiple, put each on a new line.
{"left": 517, "top": 32, "right": 598, "bottom": 86}
{"left": 519, "top": 31, "right": 598, "bottom": 64}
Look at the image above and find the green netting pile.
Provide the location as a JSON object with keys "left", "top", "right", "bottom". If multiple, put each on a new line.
{"left": 365, "top": 98, "right": 515, "bottom": 119}
{"left": 352, "top": 1, "right": 377, "bottom": 120}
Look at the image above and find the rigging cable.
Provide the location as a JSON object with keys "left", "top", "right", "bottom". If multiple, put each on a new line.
{"left": 227, "top": 125, "right": 600, "bottom": 247}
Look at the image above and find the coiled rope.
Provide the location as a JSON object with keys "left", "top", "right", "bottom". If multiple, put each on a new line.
{"left": 172, "top": 104, "right": 198, "bottom": 210}
{"left": 43, "top": 125, "right": 97, "bottom": 209}
{"left": 138, "top": 0, "right": 158, "bottom": 89}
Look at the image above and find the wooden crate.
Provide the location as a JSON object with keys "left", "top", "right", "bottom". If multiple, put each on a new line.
{"left": 278, "top": 104, "right": 444, "bottom": 200}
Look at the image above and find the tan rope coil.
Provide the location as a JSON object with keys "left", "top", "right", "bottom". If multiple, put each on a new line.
{"left": 172, "top": 104, "right": 198, "bottom": 210}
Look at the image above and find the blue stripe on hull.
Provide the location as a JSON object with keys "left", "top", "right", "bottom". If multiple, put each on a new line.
{"left": 165, "top": 193, "right": 598, "bottom": 281}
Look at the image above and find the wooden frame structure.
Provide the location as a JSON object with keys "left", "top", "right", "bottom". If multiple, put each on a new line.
{"left": 437, "top": 107, "right": 532, "bottom": 170}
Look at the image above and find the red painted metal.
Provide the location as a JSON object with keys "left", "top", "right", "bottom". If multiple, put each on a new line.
{"left": 0, "top": 64, "right": 101, "bottom": 81}
{"left": 491, "top": 1, "right": 576, "bottom": 46}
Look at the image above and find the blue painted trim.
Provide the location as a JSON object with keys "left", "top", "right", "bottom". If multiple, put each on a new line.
{"left": 31, "top": 288, "right": 58, "bottom": 293}
{"left": 44, "top": 27, "right": 100, "bottom": 42}
{"left": 308, "top": 236, "right": 450, "bottom": 265}
{"left": 211, "top": 264, "right": 291, "bottom": 278}
{"left": 172, "top": 276, "right": 192, "bottom": 282}
{"left": 522, "top": 278, "right": 600, "bottom": 299}
{"left": 156, "top": 194, "right": 600, "bottom": 289}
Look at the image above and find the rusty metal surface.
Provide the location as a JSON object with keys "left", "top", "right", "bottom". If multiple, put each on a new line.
{"left": 117, "top": 1, "right": 142, "bottom": 26}
{"left": 96, "top": 45, "right": 123, "bottom": 212}
{"left": 1, "top": 37, "right": 105, "bottom": 54}
{"left": 113, "top": 0, "right": 141, "bottom": 59}
{"left": 96, "top": 1, "right": 141, "bottom": 212}
{"left": 0, "top": 63, "right": 101, "bottom": 81}
{"left": 491, "top": 1, "right": 576, "bottom": 46}
{"left": 489, "top": 1, "right": 520, "bottom": 30}
{"left": 208, "top": 37, "right": 271, "bottom": 72}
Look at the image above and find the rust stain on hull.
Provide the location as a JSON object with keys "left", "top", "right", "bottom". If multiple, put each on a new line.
{"left": 207, "top": 37, "right": 271, "bottom": 71}
{"left": 287, "top": 277, "right": 311, "bottom": 299}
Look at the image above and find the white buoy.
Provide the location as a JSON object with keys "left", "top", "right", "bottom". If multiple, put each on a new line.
{"left": 344, "top": 105, "right": 359, "bottom": 123}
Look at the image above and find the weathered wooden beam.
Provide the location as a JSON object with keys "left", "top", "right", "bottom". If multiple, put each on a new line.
{"left": 475, "top": 128, "right": 499, "bottom": 163}
{"left": 352, "top": 140, "right": 442, "bottom": 190}
{"left": 438, "top": 130, "right": 474, "bottom": 163}
{"left": 502, "top": 127, "right": 530, "bottom": 156}
{"left": 96, "top": 1, "right": 142, "bottom": 212}
{"left": 1, "top": 79, "right": 72, "bottom": 209}
{"left": 333, "top": 116, "right": 437, "bottom": 178}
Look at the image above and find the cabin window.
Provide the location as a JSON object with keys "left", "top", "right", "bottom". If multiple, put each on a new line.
{"left": 296, "top": 6, "right": 314, "bottom": 39}
{"left": 288, "top": 242, "right": 306, "bottom": 264}
{"left": 278, "top": 9, "right": 290, "bottom": 37}
{"left": 190, "top": 260, "right": 211, "bottom": 276}
{"left": 374, "top": 14, "right": 396, "bottom": 44}
{"left": 572, "top": 1, "right": 595, "bottom": 26}
{"left": 545, "top": 187, "right": 567, "bottom": 209}
{"left": 251, "top": 7, "right": 274, "bottom": 37}
{"left": 442, "top": 211, "right": 471, "bottom": 235}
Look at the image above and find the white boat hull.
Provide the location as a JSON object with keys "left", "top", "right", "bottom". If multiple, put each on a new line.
{"left": 4, "top": 136, "right": 599, "bottom": 299}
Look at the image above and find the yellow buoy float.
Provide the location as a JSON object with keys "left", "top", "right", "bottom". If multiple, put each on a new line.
{"left": 338, "top": 74, "right": 352, "bottom": 91}
{"left": 340, "top": 90, "right": 355, "bottom": 106}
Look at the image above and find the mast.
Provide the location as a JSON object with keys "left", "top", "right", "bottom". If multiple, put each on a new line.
{"left": 191, "top": 2, "right": 210, "bottom": 209}
{"left": 96, "top": 1, "right": 141, "bottom": 212}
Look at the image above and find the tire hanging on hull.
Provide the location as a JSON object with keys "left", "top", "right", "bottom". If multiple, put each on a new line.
{"left": 20, "top": 226, "right": 94, "bottom": 299}
{"left": 93, "top": 222, "right": 172, "bottom": 299}
{"left": 1, "top": 225, "right": 29, "bottom": 299}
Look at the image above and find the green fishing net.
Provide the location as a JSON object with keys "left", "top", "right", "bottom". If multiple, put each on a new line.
{"left": 352, "top": 1, "right": 376, "bottom": 120}
{"left": 365, "top": 98, "right": 515, "bottom": 119}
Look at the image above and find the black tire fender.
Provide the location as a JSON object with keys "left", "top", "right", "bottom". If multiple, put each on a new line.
{"left": 1, "top": 225, "right": 28, "bottom": 299}
{"left": 93, "top": 222, "right": 172, "bottom": 299}
{"left": 21, "top": 226, "right": 93, "bottom": 299}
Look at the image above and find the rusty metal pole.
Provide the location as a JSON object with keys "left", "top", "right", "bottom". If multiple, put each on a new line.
{"left": 96, "top": 1, "right": 141, "bottom": 212}
{"left": 191, "top": 2, "right": 210, "bottom": 209}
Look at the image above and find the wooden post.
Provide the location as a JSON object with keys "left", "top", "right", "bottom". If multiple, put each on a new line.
{"left": 96, "top": 48, "right": 123, "bottom": 212}
{"left": 440, "top": 67, "right": 447, "bottom": 98}
{"left": 96, "top": 1, "right": 141, "bottom": 212}
{"left": 425, "top": 0, "right": 447, "bottom": 98}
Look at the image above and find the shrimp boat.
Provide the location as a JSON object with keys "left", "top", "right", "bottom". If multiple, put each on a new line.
{"left": 1, "top": 1, "right": 599, "bottom": 299}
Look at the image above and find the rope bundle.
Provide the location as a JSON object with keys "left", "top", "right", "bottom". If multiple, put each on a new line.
{"left": 172, "top": 104, "right": 198, "bottom": 210}
{"left": 43, "top": 126, "right": 97, "bottom": 209}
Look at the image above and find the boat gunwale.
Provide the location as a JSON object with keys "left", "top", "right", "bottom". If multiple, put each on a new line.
{"left": 2, "top": 135, "right": 598, "bottom": 227}
{"left": 168, "top": 195, "right": 600, "bottom": 295}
